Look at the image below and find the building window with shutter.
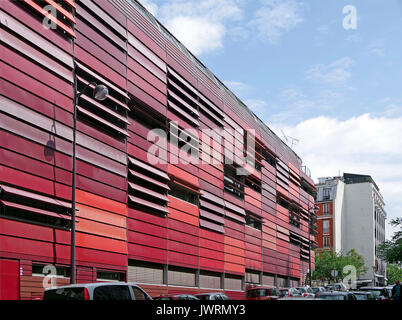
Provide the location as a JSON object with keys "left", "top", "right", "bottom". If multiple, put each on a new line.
{"left": 323, "top": 220, "right": 330, "bottom": 234}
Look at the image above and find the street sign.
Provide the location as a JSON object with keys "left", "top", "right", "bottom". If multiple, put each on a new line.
{"left": 331, "top": 270, "right": 338, "bottom": 278}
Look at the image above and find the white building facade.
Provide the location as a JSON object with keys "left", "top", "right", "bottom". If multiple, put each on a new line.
{"left": 316, "top": 173, "right": 386, "bottom": 286}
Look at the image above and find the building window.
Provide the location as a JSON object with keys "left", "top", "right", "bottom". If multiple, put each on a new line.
{"left": 32, "top": 264, "right": 70, "bottom": 278}
{"left": 323, "top": 235, "right": 330, "bottom": 247}
{"left": 323, "top": 188, "right": 330, "bottom": 200}
{"left": 245, "top": 214, "right": 262, "bottom": 230}
{"left": 323, "top": 203, "right": 329, "bottom": 214}
{"left": 323, "top": 220, "right": 330, "bottom": 234}
{"left": 97, "top": 270, "right": 125, "bottom": 282}
{"left": 169, "top": 183, "right": 199, "bottom": 205}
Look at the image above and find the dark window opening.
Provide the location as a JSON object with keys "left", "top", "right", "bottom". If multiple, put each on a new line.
{"left": 224, "top": 164, "right": 244, "bottom": 199}
{"left": 245, "top": 175, "right": 261, "bottom": 193}
{"left": 32, "top": 264, "right": 71, "bottom": 278}
{"left": 245, "top": 214, "right": 262, "bottom": 230}
{"left": 97, "top": 271, "right": 126, "bottom": 281}
{"left": 168, "top": 183, "right": 199, "bottom": 205}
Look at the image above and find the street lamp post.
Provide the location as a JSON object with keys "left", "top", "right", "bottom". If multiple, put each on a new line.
{"left": 70, "top": 70, "right": 108, "bottom": 284}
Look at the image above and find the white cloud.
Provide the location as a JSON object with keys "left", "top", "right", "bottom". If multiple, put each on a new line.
{"left": 306, "top": 57, "right": 355, "bottom": 85}
{"left": 138, "top": 0, "right": 159, "bottom": 16}
{"left": 165, "top": 16, "right": 225, "bottom": 55}
{"left": 271, "top": 113, "right": 402, "bottom": 239}
{"left": 252, "top": 0, "right": 304, "bottom": 44}
{"left": 152, "top": 0, "right": 245, "bottom": 55}
{"left": 140, "top": 0, "right": 305, "bottom": 55}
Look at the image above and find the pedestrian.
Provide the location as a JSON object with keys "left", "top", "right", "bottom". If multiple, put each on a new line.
{"left": 392, "top": 280, "right": 401, "bottom": 301}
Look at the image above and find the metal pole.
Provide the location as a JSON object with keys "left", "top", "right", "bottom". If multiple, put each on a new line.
{"left": 309, "top": 240, "right": 312, "bottom": 286}
{"left": 70, "top": 66, "right": 78, "bottom": 284}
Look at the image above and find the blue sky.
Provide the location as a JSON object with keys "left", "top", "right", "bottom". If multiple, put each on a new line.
{"left": 139, "top": 0, "right": 402, "bottom": 239}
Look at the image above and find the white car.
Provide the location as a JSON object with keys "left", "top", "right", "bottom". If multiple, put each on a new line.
{"left": 296, "top": 286, "right": 315, "bottom": 298}
{"left": 43, "top": 282, "right": 152, "bottom": 300}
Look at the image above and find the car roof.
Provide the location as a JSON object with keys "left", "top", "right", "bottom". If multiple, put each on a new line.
{"left": 44, "top": 282, "right": 139, "bottom": 291}
{"left": 350, "top": 291, "right": 371, "bottom": 294}
{"left": 195, "top": 292, "right": 225, "bottom": 296}
{"left": 248, "top": 286, "right": 277, "bottom": 290}
{"left": 360, "top": 287, "right": 385, "bottom": 290}
{"left": 317, "top": 291, "right": 349, "bottom": 295}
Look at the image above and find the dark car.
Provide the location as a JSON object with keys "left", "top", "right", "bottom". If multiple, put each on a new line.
{"left": 359, "top": 287, "right": 391, "bottom": 300}
{"left": 195, "top": 293, "right": 230, "bottom": 300}
{"left": 315, "top": 291, "right": 357, "bottom": 300}
{"left": 153, "top": 294, "right": 199, "bottom": 300}
{"left": 350, "top": 291, "right": 376, "bottom": 300}
{"left": 246, "top": 286, "right": 281, "bottom": 300}
{"left": 43, "top": 282, "right": 152, "bottom": 300}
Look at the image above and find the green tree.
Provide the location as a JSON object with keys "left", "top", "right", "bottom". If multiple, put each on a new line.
{"left": 313, "top": 248, "right": 367, "bottom": 283}
{"left": 386, "top": 264, "right": 402, "bottom": 285}
{"left": 378, "top": 218, "right": 402, "bottom": 264}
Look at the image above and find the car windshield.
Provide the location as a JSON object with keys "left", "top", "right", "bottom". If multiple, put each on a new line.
{"left": 279, "top": 289, "right": 288, "bottom": 297}
{"left": 297, "top": 288, "right": 306, "bottom": 293}
{"left": 361, "top": 289, "right": 382, "bottom": 296}
{"left": 354, "top": 294, "right": 368, "bottom": 300}
{"left": 196, "top": 295, "right": 210, "bottom": 300}
{"left": 43, "top": 288, "right": 85, "bottom": 300}
{"left": 319, "top": 295, "right": 345, "bottom": 300}
{"left": 247, "top": 289, "right": 267, "bottom": 297}
{"left": 312, "top": 288, "right": 320, "bottom": 293}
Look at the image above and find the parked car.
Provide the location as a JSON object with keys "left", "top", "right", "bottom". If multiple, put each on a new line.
{"left": 359, "top": 287, "right": 391, "bottom": 300}
{"left": 315, "top": 291, "right": 357, "bottom": 300}
{"left": 280, "top": 296, "right": 322, "bottom": 300}
{"left": 296, "top": 286, "right": 315, "bottom": 298}
{"left": 153, "top": 294, "right": 199, "bottom": 300}
{"left": 195, "top": 293, "right": 230, "bottom": 300}
{"left": 325, "top": 283, "right": 349, "bottom": 292}
{"left": 350, "top": 291, "right": 376, "bottom": 300}
{"left": 311, "top": 287, "right": 326, "bottom": 294}
{"left": 278, "top": 287, "right": 301, "bottom": 298}
{"left": 246, "top": 286, "right": 281, "bottom": 300}
{"left": 385, "top": 286, "right": 394, "bottom": 298}
{"left": 43, "top": 282, "right": 152, "bottom": 300}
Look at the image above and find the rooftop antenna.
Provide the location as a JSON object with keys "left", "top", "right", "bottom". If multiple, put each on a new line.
{"left": 281, "top": 129, "right": 299, "bottom": 149}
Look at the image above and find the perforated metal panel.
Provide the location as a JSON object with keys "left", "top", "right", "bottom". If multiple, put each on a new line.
{"left": 168, "top": 267, "right": 195, "bottom": 287}
{"left": 127, "top": 261, "right": 164, "bottom": 284}
{"left": 199, "top": 271, "right": 221, "bottom": 289}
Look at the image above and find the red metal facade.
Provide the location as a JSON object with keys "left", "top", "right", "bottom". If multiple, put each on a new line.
{"left": 0, "top": 0, "right": 317, "bottom": 299}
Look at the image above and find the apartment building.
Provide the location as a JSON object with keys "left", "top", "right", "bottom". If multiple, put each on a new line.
{"left": 316, "top": 174, "right": 386, "bottom": 286}
{"left": 0, "top": 0, "right": 317, "bottom": 299}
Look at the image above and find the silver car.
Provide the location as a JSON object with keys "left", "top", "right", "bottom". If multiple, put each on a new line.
{"left": 296, "top": 286, "right": 315, "bottom": 298}
{"left": 43, "top": 282, "right": 152, "bottom": 300}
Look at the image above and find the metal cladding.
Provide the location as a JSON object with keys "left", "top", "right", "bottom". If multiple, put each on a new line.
{"left": 0, "top": 0, "right": 317, "bottom": 300}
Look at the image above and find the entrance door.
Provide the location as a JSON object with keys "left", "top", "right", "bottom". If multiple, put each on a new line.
{"left": 0, "top": 259, "right": 19, "bottom": 300}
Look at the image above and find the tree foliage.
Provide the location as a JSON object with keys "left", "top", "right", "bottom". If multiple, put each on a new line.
{"left": 386, "top": 264, "right": 402, "bottom": 285}
{"left": 313, "top": 248, "right": 367, "bottom": 282}
{"left": 378, "top": 218, "right": 402, "bottom": 264}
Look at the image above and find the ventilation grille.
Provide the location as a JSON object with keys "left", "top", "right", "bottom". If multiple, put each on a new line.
{"left": 127, "top": 157, "right": 170, "bottom": 215}
{"left": 75, "top": 62, "right": 130, "bottom": 139}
